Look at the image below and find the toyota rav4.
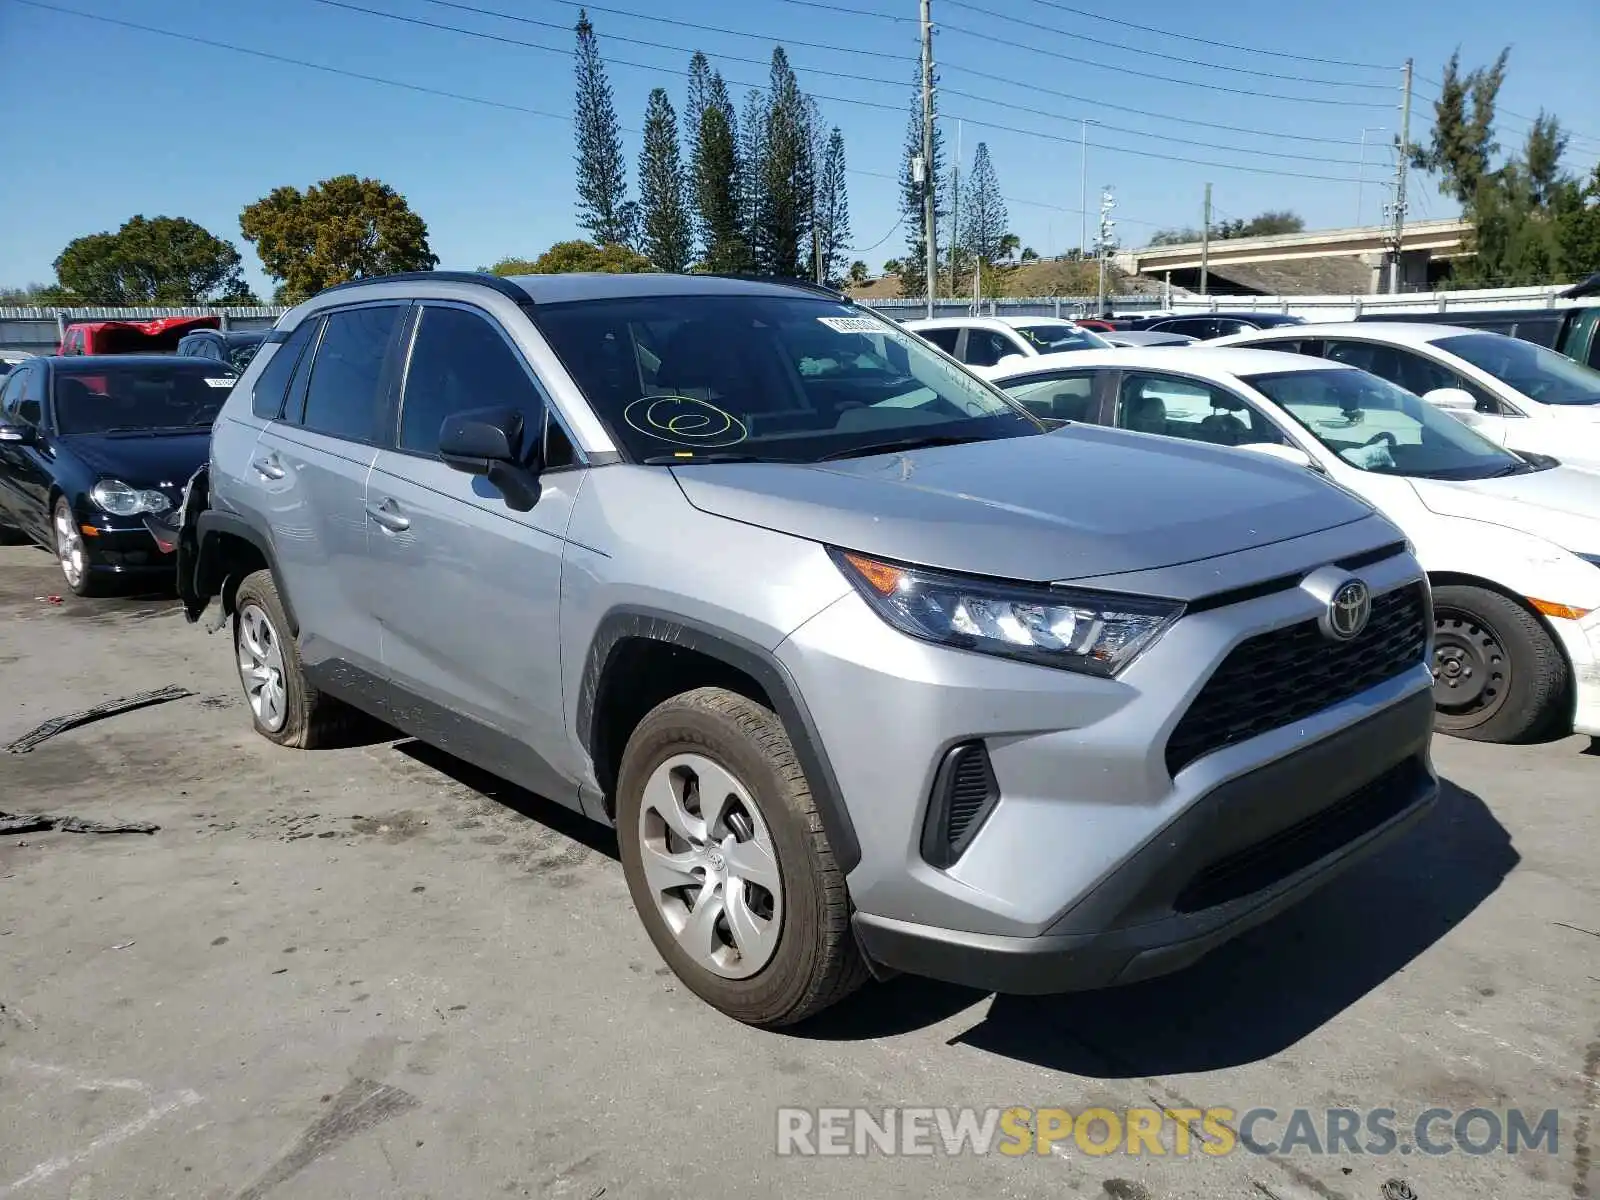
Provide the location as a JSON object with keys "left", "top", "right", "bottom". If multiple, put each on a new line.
{"left": 175, "top": 271, "right": 1439, "bottom": 1027}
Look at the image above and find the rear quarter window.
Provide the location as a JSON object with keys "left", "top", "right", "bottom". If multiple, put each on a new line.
{"left": 249, "top": 322, "right": 317, "bottom": 420}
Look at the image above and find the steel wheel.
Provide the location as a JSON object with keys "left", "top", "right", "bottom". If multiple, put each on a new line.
{"left": 1433, "top": 606, "right": 1509, "bottom": 723}
{"left": 53, "top": 500, "right": 86, "bottom": 590}
{"left": 236, "top": 602, "right": 288, "bottom": 733}
{"left": 636, "top": 752, "right": 783, "bottom": 980}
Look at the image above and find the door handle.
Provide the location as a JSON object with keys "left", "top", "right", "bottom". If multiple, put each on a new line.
{"left": 366, "top": 498, "right": 411, "bottom": 532}
{"left": 251, "top": 454, "right": 285, "bottom": 480}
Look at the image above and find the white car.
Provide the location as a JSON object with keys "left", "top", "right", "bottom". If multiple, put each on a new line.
{"left": 1098, "top": 330, "right": 1199, "bottom": 348}
{"left": 0, "top": 349, "right": 33, "bottom": 378}
{"left": 1210, "top": 322, "right": 1600, "bottom": 472}
{"left": 902, "top": 315, "right": 1109, "bottom": 370}
{"left": 978, "top": 346, "right": 1600, "bottom": 743}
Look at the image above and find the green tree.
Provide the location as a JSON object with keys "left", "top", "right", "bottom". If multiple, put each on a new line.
{"left": 239, "top": 175, "right": 436, "bottom": 303}
{"left": 691, "top": 65, "right": 747, "bottom": 272}
{"left": 755, "top": 49, "right": 815, "bottom": 277}
{"left": 1556, "top": 166, "right": 1600, "bottom": 277}
{"left": 573, "top": 10, "right": 630, "bottom": 247}
{"left": 1236, "top": 210, "right": 1304, "bottom": 237}
{"left": 738, "top": 89, "right": 768, "bottom": 267}
{"left": 897, "top": 66, "right": 946, "bottom": 299}
{"left": 882, "top": 257, "right": 903, "bottom": 276}
{"left": 491, "top": 241, "right": 654, "bottom": 275}
{"left": 53, "top": 215, "right": 252, "bottom": 305}
{"left": 1147, "top": 227, "right": 1202, "bottom": 246}
{"left": 1411, "top": 48, "right": 1508, "bottom": 203}
{"left": 812, "top": 127, "right": 851, "bottom": 286}
{"left": 961, "top": 142, "right": 1008, "bottom": 266}
{"left": 1523, "top": 112, "right": 1570, "bottom": 210}
{"left": 637, "top": 88, "right": 692, "bottom": 273}
{"left": 0, "top": 282, "right": 68, "bottom": 305}
{"left": 848, "top": 260, "right": 869, "bottom": 284}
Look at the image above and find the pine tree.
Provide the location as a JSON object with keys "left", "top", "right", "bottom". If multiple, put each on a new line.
{"left": 961, "top": 142, "right": 1008, "bottom": 266}
{"left": 812, "top": 127, "right": 851, "bottom": 286}
{"left": 686, "top": 51, "right": 712, "bottom": 150}
{"left": 1411, "top": 48, "right": 1508, "bottom": 204}
{"left": 1524, "top": 112, "right": 1570, "bottom": 211}
{"left": 573, "top": 11, "right": 629, "bottom": 245}
{"left": 638, "top": 88, "right": 692, "bottom": 273}
{"left": 756, "top": 48, "right": 814, "bottom": 277}
{"left": 739, "top": 89, "right": 768, "bottom": 267}
{"left": 898, "top": 66, "right": 945, "bottom": 299}
{"left": 693, "top": 69, "right": 748, "bottom": 272}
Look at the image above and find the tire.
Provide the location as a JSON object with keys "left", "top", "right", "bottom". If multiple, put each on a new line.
{"left": 232, "top": 569, "right": 350, "bottom": 748}
{"left": 616, "top": 686, "right": 868, "bottom": 1028}
{"left": 52, "top": 496, "right": 109, "bottom": 597}
{"left": 1432, "top": 584, "right": 1570, "bottom": 743}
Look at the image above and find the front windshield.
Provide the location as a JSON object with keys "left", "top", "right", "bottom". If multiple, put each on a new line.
{"left": 1435, "top": 332, "right": 1600, "bottom": 406}
{"left": 1011, "top": 322, "right": 1111, "bottom": 354}
{"left": 229, "top": 340, "right": 264, "bottom": 371}
{"left": 52, "top": 365, "right": 235, "bottom": 435}
{"left": 1243, "top": 367, "right": 1527, "bottom": 480}
{"left": 531, "top": 294, "right": 1042, "bottom": 462}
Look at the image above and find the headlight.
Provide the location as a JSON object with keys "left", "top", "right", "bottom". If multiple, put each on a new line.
{"left": 90, "top": 479, "right": 171, "bottom": 516}
{"left": 830, "top": 548, "right": 1183, "bottom": 677}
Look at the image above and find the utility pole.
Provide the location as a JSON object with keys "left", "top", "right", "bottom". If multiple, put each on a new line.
{"left": 949, "top": 120, "right": 961, "bottom": 299}
{"left": 919, "top": 0, "right": 937, "bottom": 318}
{"left": 1079, "top": 119, "right": 1090, "bottom": 258}
{"left": 1387, "top": 58, "right": 1414, "bottom": 294}
{"left": 1200, "top": 182, "right": 1212, "bottom": 296}
{"left": 1356, "top": 126, "right": 1386, "bottom": 226}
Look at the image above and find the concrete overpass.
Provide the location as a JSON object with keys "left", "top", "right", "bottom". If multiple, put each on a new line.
{"left": 1115, "top": 218, "right": 1472, "bottom": 295}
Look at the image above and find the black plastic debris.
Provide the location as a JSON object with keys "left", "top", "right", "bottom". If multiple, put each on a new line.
{"left": 4, "top": 685, "right": 194, "bottom": 754}
{"left": 0, "top": 811, "right": 159, "bottom": 836}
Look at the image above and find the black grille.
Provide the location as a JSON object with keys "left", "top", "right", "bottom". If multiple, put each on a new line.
{"left": 1165, "top": 584, "right": 1428, "bottom": 776}
{"left": 1173, "top": 756, "right": 1427, "bottom": 913}
{"left": 921, "top": 742, "right": 1000, "bottom": 869}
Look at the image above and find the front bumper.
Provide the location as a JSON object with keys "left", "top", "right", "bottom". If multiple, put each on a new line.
{"left": 1548, "top": 607, "right": 1600, "bottom": 737}
{"left": 75, "top": 511, "right": 177, "bottom": 576}
{"left": 852, "top": 690, "right": 1436, "bottom": 993}
{"left": 775, "top": 518, "right": 1438, "bottom": 992}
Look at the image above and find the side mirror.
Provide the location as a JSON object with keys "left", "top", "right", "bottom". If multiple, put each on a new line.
{"left": 1235, "top": 442, "right": 1322, "bottom": 471}
{"left": 439, "top": 405, "right": 543, "bottom": 512}
{"left": 0, "top": 422, "right": 32, "bottom": 444}
{"left": 1422, "top": 387, "right": 1478, "bottom": 414}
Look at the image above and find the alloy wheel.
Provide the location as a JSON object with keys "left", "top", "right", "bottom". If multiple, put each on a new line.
{"left": 636, "top": 753, "right": 783, "bottom": 979}
{"left": 53, "top": 501, "right": 86, "bottom": 590}
{"left": 236, "top": 602, "right": 288, "bottom": 733}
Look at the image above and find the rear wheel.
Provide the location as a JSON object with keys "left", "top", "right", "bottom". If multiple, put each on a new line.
{"left": 232, "top": 569, "right": 351, "bottom": 748}
{"left": 1432, "top": 584, "right": 1569, "bottom": 743}
{"left": 616, "top": 687, "right": 867, "bottom": 1028}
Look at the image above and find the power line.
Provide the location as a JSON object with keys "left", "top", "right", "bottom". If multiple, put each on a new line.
{"left": 428, "top": 0, "right": 911, "bottom": 63}
{"left": 434, "top": 0, "right": 1377, "bottom": 148}
{"left": 935, "top": 15, "right": 1393, "bottom": 107}
{"left": 997, "top": 0, "right": 1395, "bottom": 70}
{"left": 941, "top": 0, "right": 1392, "bottom": 90}
{"left": 313, "top": 0, "right": 1376, "bottom": 179}
{"left": 1412, "top": 75, "right": 1600, "bottom": 149}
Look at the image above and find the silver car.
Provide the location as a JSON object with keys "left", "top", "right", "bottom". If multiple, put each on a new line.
{"left": 177, "top": 271, "right": 1439, "bottom": 1027}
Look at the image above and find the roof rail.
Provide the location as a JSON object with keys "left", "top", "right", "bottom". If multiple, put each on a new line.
{"left": 311, "top": 271, "right": 530, "bottom": 304}
{"left": 698, "top": 272, "right": 844, "bottom": 300}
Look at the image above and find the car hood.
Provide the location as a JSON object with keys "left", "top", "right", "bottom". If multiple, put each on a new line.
{"left": 60, "top": 432, "right": 212, "bottom": 490}
{"left": 671, "top": 426, "right": 1377, "bottom": 584}
{"left": 1412, "top": 467, "right": 1600, "bottom": 553}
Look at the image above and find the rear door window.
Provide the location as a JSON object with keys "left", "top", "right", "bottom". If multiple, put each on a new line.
{"left": 962, "top": 328, "right": 1021, "bottom": 367}
{"left": 297, "top": 305, "right": 404, "bottom": 442}
{"left": 996, "top": 370, "right": 1099, "bottom": 422}
{"left": 1114, "top": 372, "right": 1285, "bottom": 446}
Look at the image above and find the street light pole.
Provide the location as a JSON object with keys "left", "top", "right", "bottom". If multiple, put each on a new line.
{"left": 1078, "top": 119, "right": 1097, "bottom": 258}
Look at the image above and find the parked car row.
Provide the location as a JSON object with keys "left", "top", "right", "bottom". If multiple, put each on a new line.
{"left": 1, "top": 270, "right": 1594, "bottom": 1033}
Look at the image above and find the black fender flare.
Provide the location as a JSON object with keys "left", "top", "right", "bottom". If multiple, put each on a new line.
{"left": 192, "top": 509, "right": 299, "bottom": 634}
{"left": 578, "top": 608, "right": 861, "bottom": 873}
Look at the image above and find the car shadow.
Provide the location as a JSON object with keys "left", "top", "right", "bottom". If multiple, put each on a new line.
{"left": 390, "top": 737, "right": 621, "bottom": 861}
{"left": 796, "top": 778, "right": 1517, "bottom": 1076}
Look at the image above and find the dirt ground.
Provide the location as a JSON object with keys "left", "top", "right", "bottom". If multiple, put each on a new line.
{"left": 1, "top": 542, "right": 1596, "bottom": 1200}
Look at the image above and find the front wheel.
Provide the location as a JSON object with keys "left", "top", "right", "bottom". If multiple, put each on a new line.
{"left": 52, "top": 497, "right": 106, "bottom": 597}
{"left": 1432, "top": 584, "right": 1569, "bottom": 743}
{"left": 616, "top": 687, "right": 867, "bottom": 1028}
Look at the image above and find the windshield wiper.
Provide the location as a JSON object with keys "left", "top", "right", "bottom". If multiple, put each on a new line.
{"left": 817, "top": 433, "right": 990, "bottom": 461}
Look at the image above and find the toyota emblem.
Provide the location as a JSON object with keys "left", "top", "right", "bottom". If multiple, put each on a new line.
{"left": 1324, "top": 579, "right": 1372, "bottom": 642}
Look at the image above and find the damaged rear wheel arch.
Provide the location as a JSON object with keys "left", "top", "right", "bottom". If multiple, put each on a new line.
{"left": 193, "top": 514, "right": 295, "bottom": 634}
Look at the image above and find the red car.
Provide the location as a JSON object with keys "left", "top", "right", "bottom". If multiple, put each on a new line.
{"left": 58, "top": 315, "right": 220, "bottom": 356}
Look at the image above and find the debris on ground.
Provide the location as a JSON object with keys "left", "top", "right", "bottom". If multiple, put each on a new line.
{"left": 4, "top": 685, "right": 194, "bottom": 753}
{"left": 0, "top": 811, "right": 160, "bottom": 836}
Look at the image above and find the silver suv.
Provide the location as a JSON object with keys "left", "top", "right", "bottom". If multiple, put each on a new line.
{"left": 176, "top": 271, "right": 1439, "bottom": 1027}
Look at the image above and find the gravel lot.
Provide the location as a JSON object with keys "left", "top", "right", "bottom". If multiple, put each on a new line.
{"left": 1, "top": 542, "right": 1596, "bottom": 1200}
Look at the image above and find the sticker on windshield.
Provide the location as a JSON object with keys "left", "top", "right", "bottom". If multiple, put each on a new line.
{"left": 203, "top": 377, "right": 235, "bottom": 388}
{"left": 816, "top": 316, "right": 879, "bottom": 334}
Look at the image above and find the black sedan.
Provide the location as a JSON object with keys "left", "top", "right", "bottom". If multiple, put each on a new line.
{"left": 0, "top": 355, "right": 235, "bottom": 595}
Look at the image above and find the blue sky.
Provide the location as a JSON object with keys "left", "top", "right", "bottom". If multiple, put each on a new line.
{"left": 1, "top": 0, "right": 1596, "bottom": 297}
